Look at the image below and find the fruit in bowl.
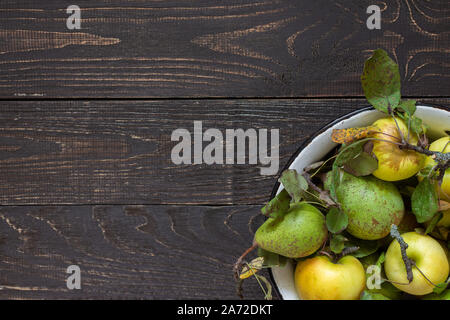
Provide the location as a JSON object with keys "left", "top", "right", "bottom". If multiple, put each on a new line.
{"left": 294, "top": 255, "right": 366, "bottom": 300}
{"left": 254, "top": 202, "right": 327, "bottom": 258}
{"left": 424, "top": 136, "right": 450, "bottom": 202}
{"left": 331, "top": 172, "right": 404, "bottom": 240}
{"left": 233, "top": 49, "right": 450, "bottom": 300}
{"left": 384, "top": 232, "right": 449, "bottom": 296}
{"left": 370, "top": 117, "right": 424, "bottom": 182}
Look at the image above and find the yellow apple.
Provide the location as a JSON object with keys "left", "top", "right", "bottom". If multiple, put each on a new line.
{"left": 423, "top": 136, "right": 450, "bottom": 227}
{"left": 384, "top": 232, "right": 449, "bottom": 295}
{"left": 371, "top": 117, "right": 424, "bottom": 181}
{"left": 294, "top": 255, "right": 366, "bottom": 300}
{"left": 423, "top": 136, "right": 450, "bottom": 201}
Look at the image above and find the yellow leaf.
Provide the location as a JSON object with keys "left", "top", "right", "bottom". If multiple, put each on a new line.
{"left": 239, "top": 257, "right": 264, "bottom": 279}
{"left": 332, "top": 126, "right": 377, "bottom": 144}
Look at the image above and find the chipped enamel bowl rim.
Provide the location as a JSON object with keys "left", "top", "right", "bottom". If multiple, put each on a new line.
{"left": 268, "top": 104, "right": 450, "bottom": 300}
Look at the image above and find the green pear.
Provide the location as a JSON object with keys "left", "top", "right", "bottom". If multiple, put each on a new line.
{"left": 254, "top": 202, "right": 327, "bottom": 258}
{"left": 336, "top": 172, "right": 404, "bottom": 240}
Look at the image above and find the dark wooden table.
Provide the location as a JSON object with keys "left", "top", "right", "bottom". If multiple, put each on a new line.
{"left": 0, "top": 0, "right": 448, "bottom": 299}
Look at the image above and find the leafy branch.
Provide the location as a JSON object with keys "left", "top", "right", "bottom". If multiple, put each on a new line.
{"left": 388, "top": 110, "right": 450, "bottom": 179}
{"left": 361, "top": 49, "right": 449, "bottom": 183}
{"left": 302, "top": 164, "right": 339, "bottom": 208}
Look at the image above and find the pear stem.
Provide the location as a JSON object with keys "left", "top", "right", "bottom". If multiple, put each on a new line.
{"left": 233, "top": 242, "right": 258, "bottom": 281}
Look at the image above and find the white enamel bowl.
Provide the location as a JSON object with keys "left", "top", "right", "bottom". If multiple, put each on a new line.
{"left": 269, "top": 105, "right": 450, "bottom": 300}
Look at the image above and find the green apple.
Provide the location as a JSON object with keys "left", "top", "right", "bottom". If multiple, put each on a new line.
{"left": 294, "top": 255, "right": 366, "bottom": 300}
{"left": 384, "top": 232, "right": 449, "bottom": 295}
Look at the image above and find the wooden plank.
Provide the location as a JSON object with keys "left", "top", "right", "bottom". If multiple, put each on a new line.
{"left": 0, "top": 98, "right": 448, "bottom": 205}
{"left": 0, "top": 0, "right": 448, "bottom": 98}
{"left": 0, "top": 204, "right": 272, "bottom": 299}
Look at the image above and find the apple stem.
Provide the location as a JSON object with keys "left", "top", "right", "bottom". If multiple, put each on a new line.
{"left": 390, "top": 225, "right": 414, "bottom": 283}
{"left": 389, "top": 111, "right": 407, "bottom": 144}
{"left": 399, "top": 142, "right": 450, "bottom": 185}
{"left": 338, "top": 246, "right": 360, "bottom": 260}
{"left": 318, "top": 250, "right": 334, "bottom": 260}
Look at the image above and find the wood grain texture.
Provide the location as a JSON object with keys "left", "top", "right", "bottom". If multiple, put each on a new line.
{"left": 0, "top": 98, "right": 353, "bottom": 205}
{"left": 0, "top": 0, "right": 448, "bottom": 98}
{"left": 0, "top": 0, "right": 449, "bottom": 301}
{"left": 0, "top": 98, "right": 448, "bottom": 206}
{"left": 0, "top": 205, "right": 271, "bottom": 299}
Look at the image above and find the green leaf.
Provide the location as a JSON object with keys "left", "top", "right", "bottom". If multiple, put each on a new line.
{"left": 330, "top": 139, "right": 372, "bottom": 200}
{"left": 361, "top": 49, "right": 401, "bottom": 113}
{"left": 261, "top": 189, "right": 291, "bottom": 220}
{"left": 409, "top": 115, "right": 425, "bottom": 136}
{"left": 330, "top": 234, "right": 347, "bottom": 254}
{"left": 359, "top": 252, "right": 379, "bottom": 270}
{"left": 345, "top": 234, "right": 380, "bottom": 258}
{"left": 398, "top": 99, "right": 416, "bottom": 115}
{"left": 396, "top": 99, "right": 427, "bottom": 135}
{"left": 278, "top": 169, "right": 308, "bottom": 204}
{"left": 343, "top": 152, "right": 378, "bottom": 176}
{"left": 433, "top": 277, "right": 449, "bottom": 295}
{"left": 425, "top": 211, "right": 443, "bottom": 235}
{"left": 374, "top": 282, "right": 403, "bottom": 300}
{"left": 353, "top": 243, "right": 380, "bottom": 258}
{"left": 326, "top": 207, "right": 348, "bottom": 233}
{"left": 422, "top": 289, "right": 450, "bottom": 300}
{"left": 437, "top": 290, "right": 450, "bottom": 300}
{"left": 397, "top": 111, "right": 424, "bottom": 136}
{"left": 376, "top": 252, "right": 386, "bottom": 268}
{"left": 411, "top": 178, "right": 439, "bottom": 223}
{"left": 417, "top": 165, "right": 436, "bottom": 179}
{"left": 257, "top": 248, "right": 287, "bottom": 268}
{"left": 329, "top": 164, "right": 340, "bottom": 201}
{"left": 360, "top": 290, "right": 391, "bottom": 300}
{"left": 335, "top": 140, "right": 366, "bottom": 167}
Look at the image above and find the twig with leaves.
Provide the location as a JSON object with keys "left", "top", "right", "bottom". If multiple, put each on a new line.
{"left": 302, "top": 166, "right": 339, "bottom": 208}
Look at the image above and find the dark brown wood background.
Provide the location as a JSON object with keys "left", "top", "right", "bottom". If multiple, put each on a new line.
{"left": 0, "top": 0, "right": 448, "bottom": 299}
